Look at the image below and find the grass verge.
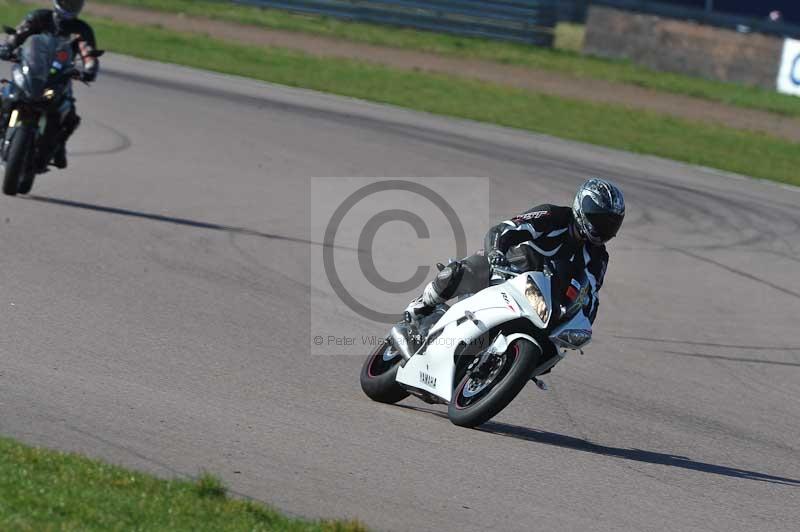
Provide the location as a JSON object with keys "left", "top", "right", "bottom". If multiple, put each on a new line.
{"left": 3, "top": 1, "right": 798, "bottom": 186}
{"left": 0, "top": 436, "right": 365, "bottom": 531}
{"left": 89, "top": 0, "right": 800, "bottom": 118}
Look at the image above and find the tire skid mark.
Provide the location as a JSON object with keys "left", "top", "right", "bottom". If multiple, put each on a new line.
{"left": 612, "top": 335, "right": 800, "bottom": 353}
{"left": 71, "top": 120, "right": 133, "bottom": 156}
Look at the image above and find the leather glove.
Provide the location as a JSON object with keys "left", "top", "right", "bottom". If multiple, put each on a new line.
{"left": 72, "top": 70, "right": 96, "bottom": 83}
{"left": 487, "top": 249, "right": 508, "bottom": 268}
{"left": 0, "top": 44, "right": 13, "bottom": 61}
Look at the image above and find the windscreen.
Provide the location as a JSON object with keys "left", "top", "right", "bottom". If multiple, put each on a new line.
{"left": 20, "top": 35, "right": 58, "bottom": 84}
{"left": 19, "top": 34, "right": 73, "bottom": 98}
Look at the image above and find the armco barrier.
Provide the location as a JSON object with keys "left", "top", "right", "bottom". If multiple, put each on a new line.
{"left": 232, "top": 0, "right": 558, "bottom": 46}
{"left": 557, "top": 0, "right": 588, "bottom": 23}
{"left": 593, "top": 0, "right": 800, "bottom": 40}
{"left": 584, "top": 4, "right": 785, "bottom": 90}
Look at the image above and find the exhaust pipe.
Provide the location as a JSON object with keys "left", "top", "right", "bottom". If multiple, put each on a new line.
{"left": 389, "top": 325, "right": 414, "bottom": 361}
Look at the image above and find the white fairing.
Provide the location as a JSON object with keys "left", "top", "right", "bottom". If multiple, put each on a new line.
{"left": 396, "top": 272, "right": 551, "bottom": 402}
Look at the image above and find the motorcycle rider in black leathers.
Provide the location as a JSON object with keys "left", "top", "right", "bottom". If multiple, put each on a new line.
{"left": 0, "top": 0, "right": 98, "bottom": 169}
{"left": 406, "top": 178, "right": 626, "bottom": 327}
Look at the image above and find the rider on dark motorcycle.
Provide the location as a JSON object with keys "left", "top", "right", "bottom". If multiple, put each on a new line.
{"left": 406, "top": 178, "right": 625, "bottom": 327}
{"left": 0, "top": 0, "right": 98, "bottom": 169}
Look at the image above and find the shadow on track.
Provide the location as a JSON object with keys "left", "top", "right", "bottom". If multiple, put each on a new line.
{"left": 397, "top": 405, "right": 800, "bottom": 486}
{"left": 24, "top": 195, "right": 358, "bottom": 251}
{"left": 659, "top": 350, "right": 800, "bottom": 367}
{"left": 611, "top": 335, "right": 800, "bottom": 367}
{"left": 480, "top": 421, "right": 800, "bottom": 486}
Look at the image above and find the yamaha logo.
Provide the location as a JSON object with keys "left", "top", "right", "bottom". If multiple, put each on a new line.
{"left": 419, "top": 371, "right": 437, "bottom": 388}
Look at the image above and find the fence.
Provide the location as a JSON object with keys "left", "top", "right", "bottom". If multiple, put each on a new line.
{"left": 233, "top": 0, "right": 559, "bottom": 46}
{"left": 593, "top": 0, "right": 800, "bottom": 40}
{"left": 557, "top": 0, "right": 588, "bottom": 23}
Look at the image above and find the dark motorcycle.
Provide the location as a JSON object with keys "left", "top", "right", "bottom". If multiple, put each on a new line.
{"left": 0, "top": 27, "right": 102, "bottom": 196}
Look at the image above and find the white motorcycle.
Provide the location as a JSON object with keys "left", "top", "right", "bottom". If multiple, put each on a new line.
{"left": 360, "top": 251, "right": 594, "bottom": 428}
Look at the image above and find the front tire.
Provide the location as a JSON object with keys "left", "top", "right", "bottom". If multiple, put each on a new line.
{"left": 3, "top": 126, "right": 33, "bottom": 197}
{"left": 360, "top": 342, "right": 410, "bottom": 404}
{"left": 17, "top": 165, "right": 35, "bottom": 195}
{"left": 448, "top": 339, "right": 541, "bottom": 428}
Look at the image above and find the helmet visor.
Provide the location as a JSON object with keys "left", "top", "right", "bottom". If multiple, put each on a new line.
{"left": 585, "top": 212, "right": 623, "bottom": 242}
{"left": 54, "top": 0, "right": 84, "bottom": 17}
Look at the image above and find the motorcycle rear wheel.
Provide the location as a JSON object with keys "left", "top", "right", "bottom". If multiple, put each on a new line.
{"left": 448, "top": 339, "right": 541, "bottom": 428}
{"left": 2, "top": 125, "right": 33, "bottom": 197}
{"left": 360, "top": 342, "right": 410, "bottom": 404}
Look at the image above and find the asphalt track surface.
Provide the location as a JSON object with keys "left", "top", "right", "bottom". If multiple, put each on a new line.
{"left": 1, "top": 55, "right": 799, "bottom": 531}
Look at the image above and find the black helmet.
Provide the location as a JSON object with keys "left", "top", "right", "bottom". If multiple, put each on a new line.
{"left": 53, "top": 0, "right": 84, "bottom": 19}
{"left": 572, "top": 178, "right": 625, "bottom": 245}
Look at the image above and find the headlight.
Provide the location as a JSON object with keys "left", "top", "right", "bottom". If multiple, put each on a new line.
{"left": 551, "top": 329, "right": 592, "bottom": 350}
{"left": 43, "top": 89, "right": 55, "bottom": 100}
{"left": 525, "top": 277, "right": 550, "bottom": 323}
{"left": 12, "top": 68, "right": 25, "bottom": 89}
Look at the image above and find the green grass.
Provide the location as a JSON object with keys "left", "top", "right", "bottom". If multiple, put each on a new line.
{"left": 3, "top": 1, "right": 798, "bottom": 186}
{"left": 0, "top": 436, "right": 366, "bottom": 531}
{"left": 88, "top": 0, "right": 800, "bottom": 118}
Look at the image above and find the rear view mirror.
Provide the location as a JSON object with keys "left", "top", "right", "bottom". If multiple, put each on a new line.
{"left": 3, "top": 26, "right": 16, "bottom": 35}
{"left": 89, "top": 50, "right": 105, "bottom": 58}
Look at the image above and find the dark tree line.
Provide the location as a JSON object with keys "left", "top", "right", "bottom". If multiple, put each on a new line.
{"left": 654, "top": 0, "right": 799, "bottom": 23}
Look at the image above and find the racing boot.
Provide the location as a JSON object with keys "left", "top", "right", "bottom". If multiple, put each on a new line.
{"left": 51, "top": 142, "right": 67, "bottom": 169}
{"left": 404, "top": 260, "right": 464, "bottom": 322}
{"left": 51, "top": 110, "right": 80, "bottom": 169}
{"left": 404, "top": 282, "right": 444, "bottom": 323}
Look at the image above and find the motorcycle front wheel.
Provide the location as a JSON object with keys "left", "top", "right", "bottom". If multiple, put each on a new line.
{"left": 17, "top": 163, "right": 35, "bottom": 195}
{"left": 2, "top": 125, "right": 33, "bottom": 197}
{"left": 448, "top": 338, "right": 541, "bottom": 428}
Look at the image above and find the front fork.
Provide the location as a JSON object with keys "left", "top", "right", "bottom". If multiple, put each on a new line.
{"left": 1, "top": 108, "right": 28, "bottom": 160}
{"left": 0, "top": 109, "right": 17, "bottom": 160}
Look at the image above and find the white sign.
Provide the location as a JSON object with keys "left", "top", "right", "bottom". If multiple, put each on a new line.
{"left": 777, "top": 38, "right": 800, "bottom": 96}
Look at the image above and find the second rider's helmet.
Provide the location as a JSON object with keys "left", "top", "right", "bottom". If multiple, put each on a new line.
{"left": 53, "top": 0, "right": 85, "bottom": 20}
{"left": 572, "top": 178, "right": 625, "bottom": 245}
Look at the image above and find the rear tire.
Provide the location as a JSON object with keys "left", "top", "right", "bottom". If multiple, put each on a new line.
{"left": 3, "top": 126, "right": 33, "bottom": 197}
{"left": 448, "top": 339, "right": 541, "bottom": 428}
{"left": 360, "top": 342, "right": 410, "bottom": 404}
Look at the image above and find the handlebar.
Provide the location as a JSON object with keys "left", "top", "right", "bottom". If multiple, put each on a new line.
{"left": 491, "top": 266, "right": 521, "bottom": 279}
{"left": 2, "top": 58, "right": 88, "bottom": 84}
{"left": 492, "top": 260, "right": 555, "bottom": 279}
